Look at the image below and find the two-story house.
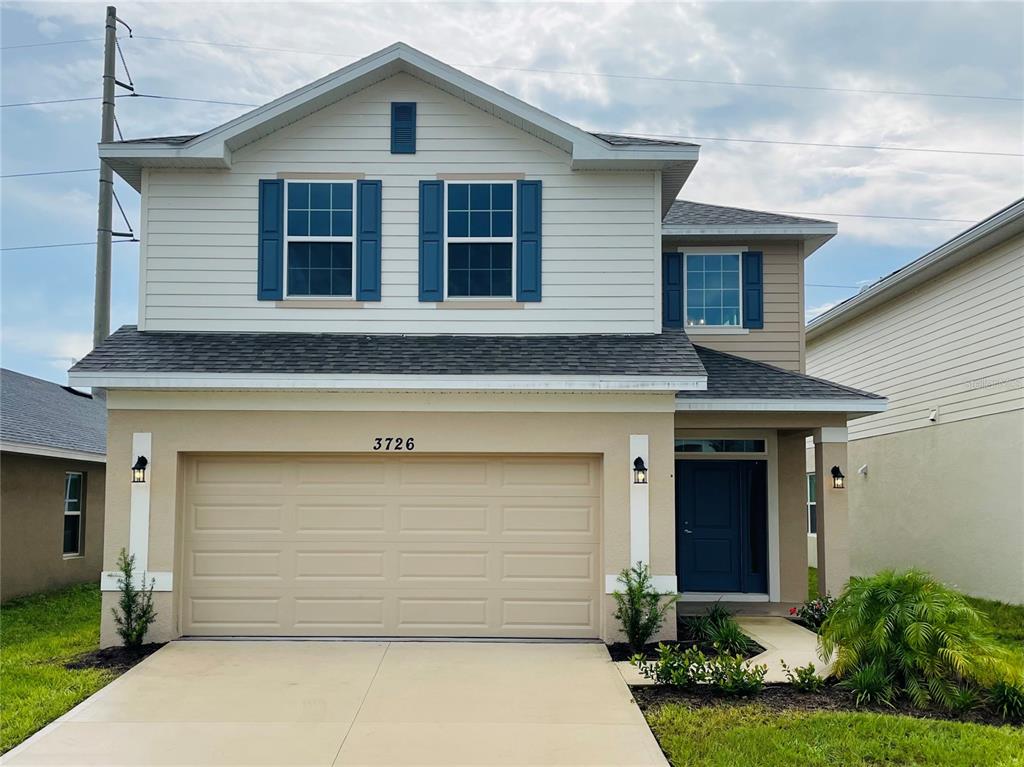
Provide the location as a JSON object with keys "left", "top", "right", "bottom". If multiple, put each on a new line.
{"left": 70, "top": 43, "right": 885, "bottom": 647}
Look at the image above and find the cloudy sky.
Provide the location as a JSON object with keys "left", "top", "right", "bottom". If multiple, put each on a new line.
{"left": 2, "top": 1, "right": 1022, "bottom": 383}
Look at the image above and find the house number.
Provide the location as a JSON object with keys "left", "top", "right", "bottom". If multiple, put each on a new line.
{"left": 372, "top": 437, "right": 415, "bottom": 451}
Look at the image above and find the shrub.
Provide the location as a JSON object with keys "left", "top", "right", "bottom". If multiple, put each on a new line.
{"left": 839, "top": 658, "right": 895, "bottom": 707}
{"left": 989, "top": 680, "right": 1024, "bottom": 722}
{"left": 633, "top": 644, "right": 710, "bottom": 688}
{"left": 789, "top": 593, "right": 836, "bottom": 631}
{"left": 820, "top": 569, "right": 1010, "bottom": 710}
{"left": 780, "top": 660, "right": 826, "bottom": 693}
{"left": 612, "top": 562, "right": 678, "bottom": 653}
{"left": 706, "top": 617, "right": 752, "bottom": 656}
{"left": 111, "top": 548, "right": 157, "bottom": 648}
{"left": 707, "top": 653, "right": 767, "bottom": 696}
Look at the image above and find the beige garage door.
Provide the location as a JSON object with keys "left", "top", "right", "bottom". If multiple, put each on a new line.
{"left": 181, "top": 454, "right": 602, "bottom": 638}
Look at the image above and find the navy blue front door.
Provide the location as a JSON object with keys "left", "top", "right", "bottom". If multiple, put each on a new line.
{"left": 676, "top": 460, "right": 768, "bottom": 593}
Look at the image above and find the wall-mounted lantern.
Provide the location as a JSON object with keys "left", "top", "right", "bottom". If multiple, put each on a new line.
{"left": 830, "top": 465, "right": 845, "bottom": 489}
{"left": 131, "top": 455, "right": 149, "bottom": 483}
{"left": 633, "top": 456, "right": 648, "bottom": 484}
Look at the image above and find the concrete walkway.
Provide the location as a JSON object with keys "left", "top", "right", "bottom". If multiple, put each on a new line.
{"left": 617, "top": 617, "right": 829, "bottom": 685}
{"left": 2, "top": 641, "right": 667, "bottom": 767}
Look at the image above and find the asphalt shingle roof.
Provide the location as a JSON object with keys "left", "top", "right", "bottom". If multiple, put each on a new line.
{"left": 677, "top": 345, "right": 883, "bottom": 401}
{"left": 70, "top": 326, "right": 707, "bottom": 379}
{"left": 664, "top": 200, "right": 833, "bottom": 227}
{"left": 115, "top": 134, "right": 197, "bottom": 146}
{"left": 1, "top": 369, "right": 107, "bottom": 455}
{"left": 590, "top": 132, "right": 699, "bottom": 148}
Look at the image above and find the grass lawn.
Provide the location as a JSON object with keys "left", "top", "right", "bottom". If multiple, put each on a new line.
{"left": 645, "top": 703, "right": 1024, "bottom": 767}
{"left": 0, "top": 584, "right": 117, "bottom": 754}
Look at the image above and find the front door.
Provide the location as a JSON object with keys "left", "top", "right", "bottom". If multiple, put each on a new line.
{"left": 676, "top": 459, "right": 767, "bottom": 593}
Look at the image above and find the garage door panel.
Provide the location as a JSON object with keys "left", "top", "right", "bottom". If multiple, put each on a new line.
{"left": 182, "top": 454, "right": 601, "bottom": 637}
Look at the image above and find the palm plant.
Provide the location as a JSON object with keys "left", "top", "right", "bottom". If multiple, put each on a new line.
{"left": 819, "top": 569, "right": 1011, "bottom": 710}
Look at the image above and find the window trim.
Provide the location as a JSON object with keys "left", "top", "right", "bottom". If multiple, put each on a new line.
{"left": 681, "top": 248, "right": 745, "bottom": 328}
{"left": 284, "top": 178, "right": 358, "bottom": 300}
{"left": 63, "top": 471, "right": 85, "bottom": 558}
{"left": 443, "top": 179, "right": 517, "bottom": 300}
{"left": 806, "top": 472, "right": 818, "bottom": 535}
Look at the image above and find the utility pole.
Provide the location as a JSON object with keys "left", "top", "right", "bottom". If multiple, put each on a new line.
{"left": 92, "top": 5, "right": 117, "bottom": 349}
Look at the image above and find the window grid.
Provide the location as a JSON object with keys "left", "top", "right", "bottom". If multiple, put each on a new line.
{"left": 444, "top": 181, "right": 516, "bottom": 299}
{"left": 684, "top": 253, "right": 742, "bottom": 327}
{"left": 63, "top": 472, "right": 84, "bottom": 557}
{"left": 284, "top": 180, "right": 356, "bottom": 298}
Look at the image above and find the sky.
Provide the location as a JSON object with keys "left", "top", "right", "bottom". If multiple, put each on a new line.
{"left": 1, "top": 1, "right": 1022, "bottom": 384}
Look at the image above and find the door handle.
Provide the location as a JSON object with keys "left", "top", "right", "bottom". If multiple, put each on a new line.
{"left": 683, "top": 528, "right": 693, "bottom": 534}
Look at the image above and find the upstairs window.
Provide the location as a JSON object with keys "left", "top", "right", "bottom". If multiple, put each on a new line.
{"left": 285, "top": 181, "right": 355, "bottom": 297}
{"left": 446, "top": 182, "right": 515, "bottom": 298}
{"left": 63, "top": 472, "right": 85, "bottom": 556}
{"left": 807, "top": 473, "right": 818, "bottom": 534}
{"left": 685, "top": 253, "right": 741, "bottom": 327}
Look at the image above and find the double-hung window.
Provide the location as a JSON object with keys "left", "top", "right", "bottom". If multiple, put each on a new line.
{"left": 285, "top": 181, "right": 356, "bottom": 297}
{"left": 63, "top": 472, "right": 85, "bottom": 556}
{"left": 685, "top": 253, "right": 742, "bottom": 327}
{"left": 806, "top": 473, "right": 817, "bottom": 534}
{"left": 445, "top": 182, "right": 515, "bottom": 298}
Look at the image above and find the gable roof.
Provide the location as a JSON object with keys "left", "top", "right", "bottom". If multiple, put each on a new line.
{"left": 0, "top": 369, "right": 106, "bottom": 460}
{"left": 100, "top": 43, "right": 699, "bottom": 214}
{"left": 807, "top": 197, "right": 1024, "bottom": 341}
{"left": 662, "top": 200, "right": 837, "bottom": 254}
{"left": 68, "top": 325, "right": 707, "bottom": 393}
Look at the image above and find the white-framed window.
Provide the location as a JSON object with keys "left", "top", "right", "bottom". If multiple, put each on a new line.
{"left": 444, "top": 181, "right": 516, "bottom": 298}
{"left": 63, "top": 471, "right": 85, "bottom": 557}
{"left": 806, "top": 472, "right": 817, "bottom": 534}
{"left": 675, "top": 438, "right": 767, "bottom": 454}
{"left": 285, "top": 180, "right": 357, "bottom": 298}
{"left": 685, "top": 252, "right": 742, "bottom": 327}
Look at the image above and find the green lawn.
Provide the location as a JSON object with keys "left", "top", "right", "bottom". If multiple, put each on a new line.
{"left": 0, "top": 584, "right": 117, "bottom": 754}
{"left": 645, "top": 703, "right": 1024, "bottom": 767}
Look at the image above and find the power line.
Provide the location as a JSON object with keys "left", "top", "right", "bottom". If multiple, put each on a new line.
{"left": 1, "top": 168, "right": 99, "bottom": 179}
{"left": 0, "top": 37, "right": 103, "bottom": 50}
{"left": 776, "top": 210, "right": 975, "bottom": 223}
{"left": 0, "top": 96, "right": 100, "bottom": 108}
{"left": 1, "top": 239, "right": 137, "bottom": 253}
{"left": 129, "top": 35, "right": 1022, "bottom": 104}
{"left": 126, "top": 92, "right": 257, "bottom": 107}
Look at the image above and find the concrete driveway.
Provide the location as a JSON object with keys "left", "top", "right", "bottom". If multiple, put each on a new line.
{"left": 2, "top": 641, "right": 667, "bottom": 766}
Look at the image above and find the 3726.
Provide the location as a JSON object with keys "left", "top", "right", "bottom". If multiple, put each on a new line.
{"left": 372, "top": 436, "right": 415, "bottom": 451}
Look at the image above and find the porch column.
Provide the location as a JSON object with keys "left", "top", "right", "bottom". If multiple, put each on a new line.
{"left": 814, "top": 427, "right": 849, "bottom": 597}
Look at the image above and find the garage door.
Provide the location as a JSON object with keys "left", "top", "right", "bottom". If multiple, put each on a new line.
{"left": 181, "top": 454, "right": 602, "bottom": 638}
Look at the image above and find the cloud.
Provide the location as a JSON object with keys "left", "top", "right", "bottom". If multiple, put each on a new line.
{"left": 805, "top": 300, "right": 844, "bottom": 322}
{"left": 1, "top": 326, "right": 93, "bottom": 371}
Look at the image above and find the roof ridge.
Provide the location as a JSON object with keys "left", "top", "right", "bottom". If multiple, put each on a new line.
{"left": 691, "top": 344, "right": 884, "bottom": 399}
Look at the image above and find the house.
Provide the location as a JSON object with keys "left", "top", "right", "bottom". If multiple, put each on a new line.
{"left": 70, "top": 43, "right": 884, "bottom": 647}
{"left": 1, "top": 369, "right": 107, "bottom": 602}
{"left": 806, "top": 199, "right": 1024, "bottom": 603}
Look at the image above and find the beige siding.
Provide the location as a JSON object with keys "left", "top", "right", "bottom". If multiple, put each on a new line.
{"left": 141, "top": 72, "right": 660, "bottom": 334}
{"left": 663, "top": 239, "right": 805, "bottom": 371}
{"left": 807, "top": 233, "right": 1024, "bottom": 440}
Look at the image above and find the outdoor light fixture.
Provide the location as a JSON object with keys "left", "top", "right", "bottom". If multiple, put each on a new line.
{"left": 633, "top": 457, "right": 648, "bottom": 484}
{"left": 831, "top": 465, "right": 845, "bottom": 489}
{"left": 131, "top": 455, "right": 148, "bottom": 483}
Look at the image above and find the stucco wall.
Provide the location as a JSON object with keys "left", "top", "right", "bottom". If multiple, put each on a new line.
{"left": 847, "top": 410, "right": 1024, "bottom": 603}
{"left": 100, "top": 392, "right": 679, "bottom": 646}
{"left": 1, "top": 451, "right": 106, "bottom": 602}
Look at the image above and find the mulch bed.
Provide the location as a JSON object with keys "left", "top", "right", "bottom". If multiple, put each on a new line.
{"left": 607, "top": 616, "right": 767, "bottom": 663}
{"left": 65, "top": 643, "right": 165, "bottom": 674}
{"left": 632, "top": 682, "right": 1020, "bottom": 728}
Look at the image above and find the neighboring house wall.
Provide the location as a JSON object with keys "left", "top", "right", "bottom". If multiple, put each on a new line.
{"left": 140, "top": 72, "right": 661, "bottom": 335}
{"left": 663, "top": 238, "right": 805, "bottom": 371}
{"left": 807, "top": 233, "right": 1024, "bottom": 602}
{"left": 1, "top": 452, "right": 106, "bottom": 601}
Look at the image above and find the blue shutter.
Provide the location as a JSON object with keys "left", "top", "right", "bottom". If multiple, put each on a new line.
{"left": 516, "top": 179, "right": 542, "bottom": 302}
{"left": 418, "top": 180, "right": 444, "bottom": 301}
{"left": 257, "top": 179, "right": 284, "bottom": 300}
{"left": 355, "top": 179, "right": 382, "bottom": 301}
{"left": 391, "top": 102, "right": 416, "bottom": 154}
{"left": 662, "top": 252, "right": 683, "bottom": 327}
{"left": 742, "top": 251, "right": 764, "bottom": 329}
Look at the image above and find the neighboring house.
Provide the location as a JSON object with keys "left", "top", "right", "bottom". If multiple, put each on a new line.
{"left": 806, "top": 199, "right": 1024, "bottom": 603}
{"left": 1, "top": 369, "right": 107, "bottom": 602}
{"left": 71, "top": 43, "right": 884, "bottom": 647}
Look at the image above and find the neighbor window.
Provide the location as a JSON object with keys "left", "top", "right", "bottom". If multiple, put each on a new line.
{"left": 685, "top": 253, "right": 741, "bottom": 327}
{"left": 63, "top": 472, "right": 85, "bottom": 556}
{"left": 446, "top": 182, "right": 514, "bottom": 298}
{"left": 285, "top": 181, "right": 355, "bottom": 297}
{"left": 675, "top": 438, "right": 766, "bottom": 454}
{"left": 807, "top": 473, "right": 817, "bottom": 534}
